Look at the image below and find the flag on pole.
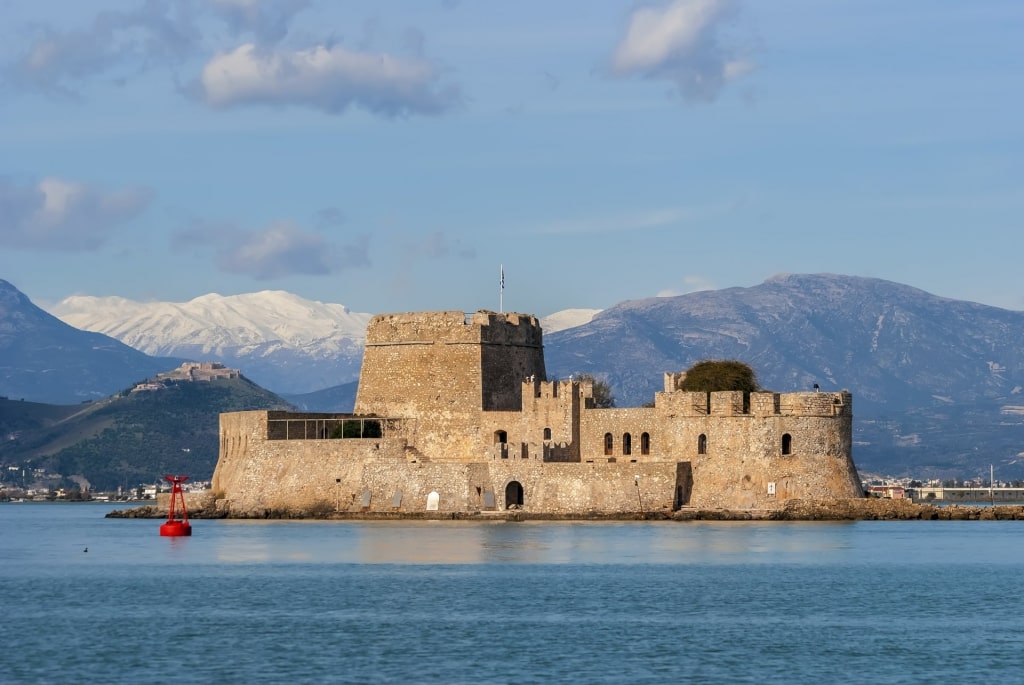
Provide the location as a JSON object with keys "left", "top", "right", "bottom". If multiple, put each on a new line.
{"left": 499, "top": 265, "right": 504, "bottom": 313}
{"left": 500, "top": 265, "right": 504, "bottom": 291}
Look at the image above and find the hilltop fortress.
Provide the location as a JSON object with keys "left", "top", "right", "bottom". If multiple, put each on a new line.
{"left": 212, "top": 311, "right": 863, "bottom": 515}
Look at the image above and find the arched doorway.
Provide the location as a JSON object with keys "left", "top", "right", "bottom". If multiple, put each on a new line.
{"left": 505, "top": 481, "right": 524, "bottom": 509}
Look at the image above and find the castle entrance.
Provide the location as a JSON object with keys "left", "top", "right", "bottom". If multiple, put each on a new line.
{"left": 674, "top": 462, "right": 693, "bottom": 510}
{"left": 505, "top": 481, "right": 524, "bottom": 509}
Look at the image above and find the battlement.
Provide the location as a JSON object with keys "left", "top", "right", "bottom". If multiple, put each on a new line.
{"left": 654, "top": 389, "right": 852, "bottom": 417}
{"left": 365, "top": 310, "right": 542, "bottom": 348}
{"left": 521, "top": 378, "right": 592, "bottom": 401}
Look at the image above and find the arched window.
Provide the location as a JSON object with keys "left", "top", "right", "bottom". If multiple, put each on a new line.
{"left": 697, "top": 433, "right": 707, "bottom": 455}
{"left": 494, "top": 430, "right": 507, "bottom": 444}
{"left": 782, "top": 433, "right": 793, "bottom": 455}
{"left": 622, "top": 433, "right": 632, "bottom": 456}
{"left": 640, "top": 432, "right": 650, "bottom": 455}
{"left": 604, "top": 433, "right": 614, "bottom": 455}
{"left": 543, "top": 427, "right": 552, "bottom": 441}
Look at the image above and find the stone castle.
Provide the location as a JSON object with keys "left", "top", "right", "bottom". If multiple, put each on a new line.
{"left": 212, "top": 310, "right": 863, "bottom": 515}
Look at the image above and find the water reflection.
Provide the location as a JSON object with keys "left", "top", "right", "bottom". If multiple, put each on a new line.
{"left": 7, "top": 506, "right": 1024, "bottom": 570}
{"left": 208, "top": 520, "right": 870, "bottom": 566}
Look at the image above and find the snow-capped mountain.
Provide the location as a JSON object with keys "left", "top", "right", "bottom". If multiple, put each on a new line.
{"left": 540, "top": 308, "right": 602, "bottom": 333}
{"left": 47, "top": 289, "right": 601, "bottom": 394}
{"left": 49, "top": 291, "right": 372, "bottom": 394}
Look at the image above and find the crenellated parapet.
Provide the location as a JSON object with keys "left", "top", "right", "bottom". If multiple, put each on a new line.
{"left": 362, "top": 310, "right": 543, "bottom": 348}
{"left": 521, "top": 378, "right": 589, "bottom": 403}
{"left": 652, "top": 389, "right": 851, "bottom": 417}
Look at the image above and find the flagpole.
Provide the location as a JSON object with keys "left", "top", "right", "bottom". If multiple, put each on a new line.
{"left": 499, "top": 264, "right": 504, "bottom": 313}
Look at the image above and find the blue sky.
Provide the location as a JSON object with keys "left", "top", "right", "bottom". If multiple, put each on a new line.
{"left": 1, "top": 0, "right": 1022, "bottom": 316}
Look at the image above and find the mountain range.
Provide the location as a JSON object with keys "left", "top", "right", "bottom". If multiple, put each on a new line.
{"left": 3, "top": 274, "right": 1023, "bottom": 481}
{"left": 544, "top": 274, "right": 1024, "bottom": 478}
{"left": 50, "top": 290, "right": 372, "bottom": 395}
{"left": 0, "top": 280, "right": 187, "bottom": 404}
{"left": 49, "top": 291, "right": 599, "bottom": 397}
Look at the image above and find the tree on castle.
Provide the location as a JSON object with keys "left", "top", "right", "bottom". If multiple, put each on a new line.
{"left": 677, "top": 360, "right": 760, "bottom": 393}
{"left": 575, "top": 373, "right": 615, "bottom": 408}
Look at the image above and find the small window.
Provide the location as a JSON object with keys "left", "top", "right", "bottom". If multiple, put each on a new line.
{"left": 622, "top": 433, "right": 632, "bottom": 456}
{"left": 604, "top": 433, "right": 614, "bottom": 456}
{"left": 698, "top": 434, "right": 707, "bottom": 455}
{"left": 543, "top": 427, "right": 552, "bottom": 441}
{"left": 494, "top": 430, "right": 507, "bottom": 444}
{"left": 640, "top": 432, "right": 650, "bottom": 455}
{"left": 782, "top": 433, "right": 793, "bottom": 456}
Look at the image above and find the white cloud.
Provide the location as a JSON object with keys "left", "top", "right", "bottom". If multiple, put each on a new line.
{"left": 198, "top": 42, "right": 461, "bottom": 116}
{"left": 176, "top": 219, "right": 370, "bottom": 280}
{"left": 0, "top": 177, "right": 152, "bottom": 251}
{"left": 657, "top": 275, "right": 717, "bottom": 297}
{"left": 610, "top": 0, "right": 750, "bottom": 102}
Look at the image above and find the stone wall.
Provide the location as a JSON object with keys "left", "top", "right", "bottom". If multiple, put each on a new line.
{"left": 213, "top": 432, "right": 685, "bottom": 515}
{"left": 213, "top": 407, "right": 860, "bottom": 515}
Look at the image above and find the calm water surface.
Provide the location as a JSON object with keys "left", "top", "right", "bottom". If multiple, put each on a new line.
{"left": 2, "top": 504, "right": 1024, "bottom": 684}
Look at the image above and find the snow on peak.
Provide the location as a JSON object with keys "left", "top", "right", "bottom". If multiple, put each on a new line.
{"left": 541, "top": 308, "right": 602, "bottom": 333}
{"left": 48, "top": 290, "right": 372, "bottom": 356}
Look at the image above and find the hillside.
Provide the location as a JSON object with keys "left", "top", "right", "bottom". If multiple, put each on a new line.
{"left": 543, "top": 274, "right": 1024, "bottom": 479}
{"left": 0, "top": 374, "right": 292, "bottom": 492}
{"left": 0, "top": 279, "right": 187, "bottom": 404}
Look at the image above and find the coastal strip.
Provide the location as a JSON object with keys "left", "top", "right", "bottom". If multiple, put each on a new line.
{"left": 106, "top": 498, "right": 1024, "bottom": 522}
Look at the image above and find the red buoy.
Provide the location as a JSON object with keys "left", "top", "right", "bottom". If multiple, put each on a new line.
{"left": 159, "top": 475, "right": 192, "bottom": 537}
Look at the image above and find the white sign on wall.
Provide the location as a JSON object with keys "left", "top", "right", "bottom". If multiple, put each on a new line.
{"left": 767, "top": 482, "right": 776, "bottom": 496}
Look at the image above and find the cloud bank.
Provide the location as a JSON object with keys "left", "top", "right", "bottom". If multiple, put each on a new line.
{"left": 610, "top": 0, "right": 751, "bottom": 102}
{"left": 209, "top": 0, "right": 310, "bottom": 44}
{"left": 176, "top": 219, "right": 370, "bottom": 280}
{"left": 6, "top": 0, "right": 460, "bottom": 119}
{"left": 0, "top": 177, "right": 153, "bottom": 251}
{"left": 198, "top": 42, "right": 461, "bottom": 116}
{"left": 6, "top": 2, "right": 200, "bottom": 95}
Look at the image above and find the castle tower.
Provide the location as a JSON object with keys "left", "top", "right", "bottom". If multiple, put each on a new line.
{"left": 354, "top": 311, "right": 546, "bottom": 460}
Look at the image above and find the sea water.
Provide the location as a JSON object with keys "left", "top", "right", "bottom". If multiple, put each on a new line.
{"left": 2, "top": 504, "right": 1024, "bottom": 684}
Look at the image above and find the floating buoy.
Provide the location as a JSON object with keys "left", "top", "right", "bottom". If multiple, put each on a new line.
{"left": 159, "top": 474, "right": 192, "bottom": 537}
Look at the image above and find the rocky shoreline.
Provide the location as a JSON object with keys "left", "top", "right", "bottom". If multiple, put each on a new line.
{"left": 105, "top": 498, "right": 1024, "bottom": 522}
